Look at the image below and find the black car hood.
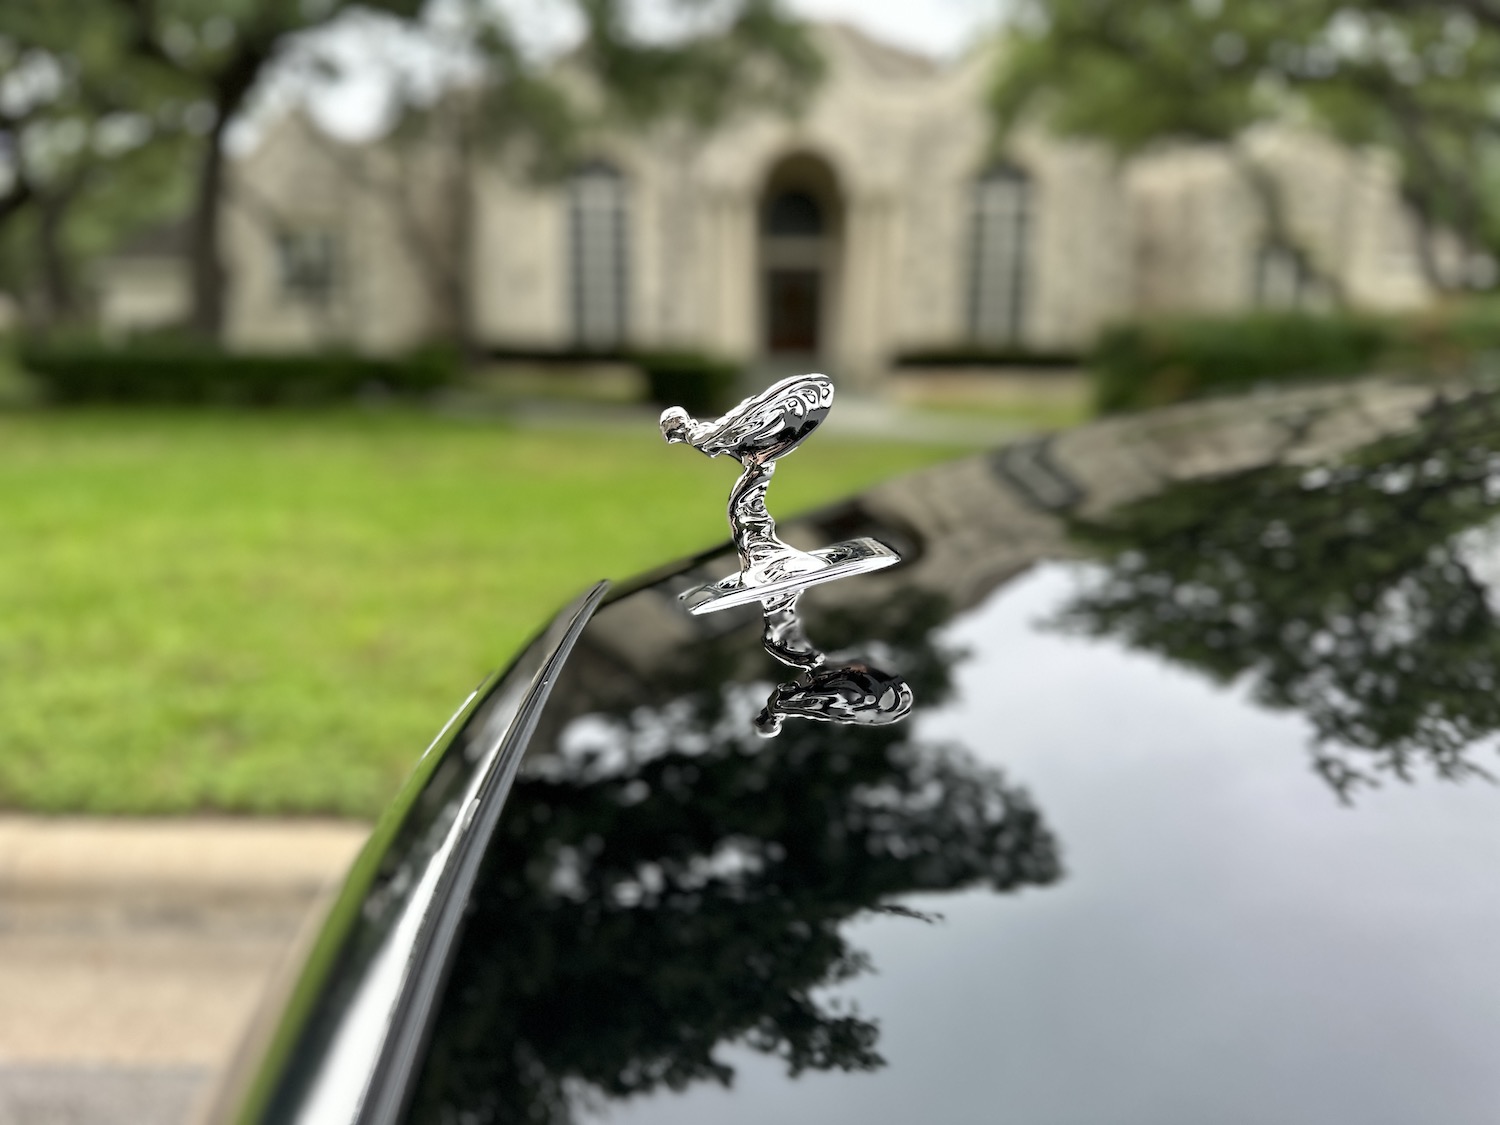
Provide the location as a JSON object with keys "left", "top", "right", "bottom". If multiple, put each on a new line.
{"left": 403, "top": 378, "right": 1500, "bottom": 1124}
{"left": 239, "top": 378, "right": 1500, "bottom": 1125}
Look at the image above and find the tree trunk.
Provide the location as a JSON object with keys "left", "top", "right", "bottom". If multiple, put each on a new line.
{"left": 1408, "top": 200, "right": 1455, "bottom": 294}
{"left": 187, "top": 45, "right": 272, "bottom": 342}
{"left": 34, "top": 176, "right": 87, "bottom": 328}
{"left": 0, "top": 112, "right": 35, "bottom": 237}
{"left": 1229, "top": 141, "right": 1346, "bottom": 306}
{"left": 0, "top": 181, "right": 31, "bottom": 236}
{"left": 188, "top": 114, "right": 229, "bottom": 339}
{"left": 449, "top": 117, "right": 479, "bottom": 364}
{"left": 1385, "top": 91, "right": 1475, "bottom": 294}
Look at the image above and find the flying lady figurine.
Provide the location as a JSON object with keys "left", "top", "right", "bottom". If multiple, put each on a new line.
{"left": 661, "top": 373, "right": 914, "bottom": 736}
{"left": 660, "top": 373, "right": 901, "bottom": 615}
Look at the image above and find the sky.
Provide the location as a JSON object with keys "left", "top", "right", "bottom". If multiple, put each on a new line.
{"left": 247, "top": 0, "right": 1007, "bottom": 147}
{"left": 490, "top": 0, "right": 1006, "bottom": 59}
{"left": 776, "top": 0, "right": 1002, "bottom": 56}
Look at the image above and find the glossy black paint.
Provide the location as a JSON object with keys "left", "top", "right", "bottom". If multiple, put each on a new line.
{"left": 407, "top": 387, "right": 1500, "bottom": 1124}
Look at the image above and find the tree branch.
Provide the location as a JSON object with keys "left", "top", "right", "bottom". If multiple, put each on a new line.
{"left": 1374, "top": 0, "right": 1500, "bottom": 35}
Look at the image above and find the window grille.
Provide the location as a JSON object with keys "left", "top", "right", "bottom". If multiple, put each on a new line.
{"left": 569, "top": 161, "right": 629, "bottom": 348}
{"left": 967, "top": 165, "right": 1030, "bottom": 345}
{"left": 276, "top": 229, "right": 338, "bottom": 304}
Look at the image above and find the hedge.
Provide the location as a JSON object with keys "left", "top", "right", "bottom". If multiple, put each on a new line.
{"left": 18, "top": 344, "right": 457, "bottom": 405}
{"left": 894, "top": 346, "right": 1080, "bottom": 368}
{"left": 633, "top": 351, "right": 740, "bottom": 415}
{"left": 16, "top": 341, "right": 744, "bottom": 413}
{"left": 1089, "top": 303, "right": 1500, "bottom": 414}
{"left": 1090, "top": 312, "right": 1395, "bottom": 413}
{"left": 1395, "top": 301, "right": 1500, "bottom": 378}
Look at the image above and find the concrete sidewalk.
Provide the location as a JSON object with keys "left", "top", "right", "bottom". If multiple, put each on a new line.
{"left": 0, "top": 816, "right": 368, "bottom": 1125}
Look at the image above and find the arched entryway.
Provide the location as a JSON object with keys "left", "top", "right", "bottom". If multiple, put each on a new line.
{"left": 758, "top": 153, "right": 842, "bottom": 363}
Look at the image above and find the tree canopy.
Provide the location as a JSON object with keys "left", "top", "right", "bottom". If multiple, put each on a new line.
{"left": 0, "top": 4, "right": 192, "bottom": 322}
{"left": 990, "top": 0, "right": 1500, "bottom": 291}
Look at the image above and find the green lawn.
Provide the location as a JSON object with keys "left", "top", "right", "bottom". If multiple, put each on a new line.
{"left": 0, "top": 410, "right": 970, "bottom": 817}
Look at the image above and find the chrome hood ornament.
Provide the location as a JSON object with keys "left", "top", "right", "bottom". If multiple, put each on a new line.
{"left": 661, "top": 373, "right": 912, "bottom": 736}
{"left": 661, "top": 373, "right": 901, "bottom": 614}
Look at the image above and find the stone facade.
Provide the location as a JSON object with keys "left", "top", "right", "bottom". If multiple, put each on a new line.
{"left": 108, "top": 24, "right": 1441, "bottom": 381}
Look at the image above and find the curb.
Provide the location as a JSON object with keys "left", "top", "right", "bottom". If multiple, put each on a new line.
{"left": 0, "top": 816, "right": 369, "bottom": 901}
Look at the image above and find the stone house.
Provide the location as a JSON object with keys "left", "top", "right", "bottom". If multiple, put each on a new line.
{"left": 103, "top": 23, "right": 1441, "bottom": 385}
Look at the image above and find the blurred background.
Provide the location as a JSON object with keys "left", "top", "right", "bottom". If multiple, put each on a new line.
{"left": 3, "top": 0, "right": 1500, "bottom": 1120}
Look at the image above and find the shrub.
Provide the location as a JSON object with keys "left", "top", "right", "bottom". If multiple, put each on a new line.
{"left": 1395, "top": 299, "right": 1500, "bottom": 379}
{"left": 633, "top": 350, "right": 739, "bottom": 415}
{"left": 894, "top": 346, "right": 1080, "bottom": 368}
{"left": 1089, "top": 312, "right": 1395, "bottom": 413}
{"left": 18, "top": 342, "right": 457, "bottom": 406}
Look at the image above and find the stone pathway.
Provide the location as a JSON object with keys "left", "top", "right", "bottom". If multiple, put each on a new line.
{"left": 500, "top": 394, "right": 1032, "bottom": 446}
{"left": 0, "top": 817, "right": 368, "bottom": 1125}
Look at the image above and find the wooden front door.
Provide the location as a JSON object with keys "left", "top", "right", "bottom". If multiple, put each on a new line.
{"left": 766, "top": 269, "right": 820, "bottom": 354}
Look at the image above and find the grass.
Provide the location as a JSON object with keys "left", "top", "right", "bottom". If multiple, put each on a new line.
{"left": 914, "top": 397, "right": 1091, "bottom": 432}
{"left": 0, "top": 409, "right": 972, "bottom": 817}
{"left": 890, "top": 370, "right": 1093, "bottom": 433}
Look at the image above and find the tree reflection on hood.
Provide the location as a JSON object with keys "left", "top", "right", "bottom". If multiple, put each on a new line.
{"left": 1058, "top": 390, "right": 1500, "bottom": 799}
{"left": 405, "top": 593, "right": 1061, "bottom": 1124}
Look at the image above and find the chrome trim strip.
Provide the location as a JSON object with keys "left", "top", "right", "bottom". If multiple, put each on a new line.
{"left": 224, "top": 582, "right": 610, "bottom": 1125}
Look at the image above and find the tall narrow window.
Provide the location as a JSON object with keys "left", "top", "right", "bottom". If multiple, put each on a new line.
{"left": 276, "top": 228, "right": 338, "bottom": 304}
{"left": 568, "top": 160, "right": 628, "bottom": 348}
{"left": 968, "top": 164, "right": 1030, "bottom": 345}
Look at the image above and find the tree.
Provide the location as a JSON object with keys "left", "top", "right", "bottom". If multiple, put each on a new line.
{"left": 990, "top": 0, "right": 1500, "bottom": 293}
{"left": 0, "top": 5, "right": 189, "bottom": 325}
{"left": 99, "top": 0, "right": 433, "bottom": 341}
{"left": 1057, "top": 389, "right": 1500, "bottom": 800}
